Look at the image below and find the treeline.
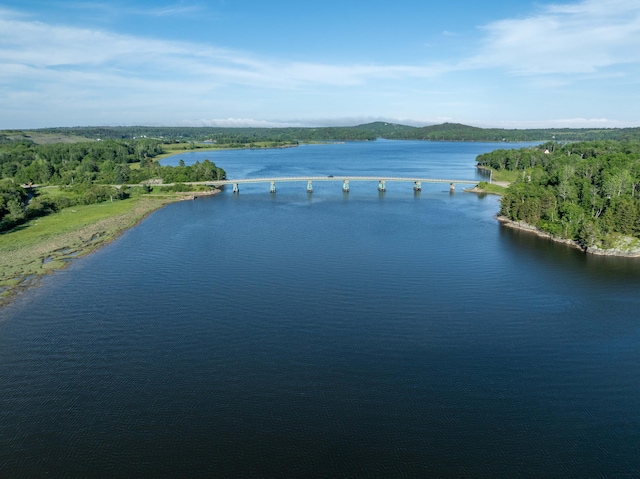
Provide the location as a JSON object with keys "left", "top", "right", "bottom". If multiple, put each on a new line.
{"left": 32, "top": 126, "right": 379, "bottom": 142}
{"left": 384, "top": 123, "right": 640, "bottom": 142}
{"left": 0, "top": 139, "right": 225, "bottom": 185}
{"left": 20, "top": 122, "right": 640, "bottom": 143}
{"left": 0, "top": 139, "right": 225, "bottom": 232}
{"left": 0, "top": 180, "right": 134, "bottom": 231}
{"left": 0, "top": 139, "right": 164, "bottom": 184}
{"left": 478, "top": 141, "right": 640, "bottom": 248}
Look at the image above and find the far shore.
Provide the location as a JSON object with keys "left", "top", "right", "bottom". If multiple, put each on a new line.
{"left": 153, "top": 142, "right": 300, "bottom": 161}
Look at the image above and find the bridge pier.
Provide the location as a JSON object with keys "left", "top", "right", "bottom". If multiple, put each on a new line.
{"left": 214, "top": 177, "right": 478, "bottom": 195}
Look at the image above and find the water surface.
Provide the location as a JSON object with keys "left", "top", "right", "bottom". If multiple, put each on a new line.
{"left": 1, "top": 141, "right": 639, "bottom": 477}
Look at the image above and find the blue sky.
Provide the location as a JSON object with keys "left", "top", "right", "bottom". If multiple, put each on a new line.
{"left": 1, "top": 0, "right": 639, "bottom": 129}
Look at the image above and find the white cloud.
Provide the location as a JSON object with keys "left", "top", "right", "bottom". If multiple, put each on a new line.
{"left": 0, "top": 14, "right": 448, "bottom": 97}
{"left": 2, "top": 1, "right": 640, "bottom": 128}
{"left": 143, "top": 2, "right": 207, "bottom": 17}
{"left": 471, "top": 0, "right": 640, "bottom": 75}
{"left": 63, "top": 1, "right": 208, "bottom": 18}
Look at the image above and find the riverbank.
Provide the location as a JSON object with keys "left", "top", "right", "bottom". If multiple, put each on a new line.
{"left": 0, "top": 190, "right": 220, "bottom": 308}
{"left": 464, "top": 183, "right": 507, "bottom": 195}
{"left": 497, "top": 216, "right": 640, "bottom": 257}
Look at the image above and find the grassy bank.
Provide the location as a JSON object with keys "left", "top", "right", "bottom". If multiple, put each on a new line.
{"left": 469, "top": 181, "right": 508, "bottom": 195}
{"left": 469, "top": 166, "right": 514, "bottom": 195}
{"left": 476, "top": 165, "right": 520, "bottom": 184}
{"left": 0, "top": 196, "right": 179, "bottom": 307}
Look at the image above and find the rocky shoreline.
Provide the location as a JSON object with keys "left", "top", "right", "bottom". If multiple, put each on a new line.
{"left": 496, "top": 216, "right": 640, "bottom": 257}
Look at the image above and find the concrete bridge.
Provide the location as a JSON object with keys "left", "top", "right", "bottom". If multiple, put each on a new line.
{"left": 207, "top": 176, "right": 481, "bottom": 193}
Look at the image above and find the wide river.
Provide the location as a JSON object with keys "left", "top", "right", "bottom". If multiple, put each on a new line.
{"left": 1, "top": 140, "right": 640, "bottom": 477}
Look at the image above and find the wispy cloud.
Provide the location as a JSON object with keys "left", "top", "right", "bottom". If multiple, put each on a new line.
{"left": 64, "top": 1, "right": 209, "bottom": 18}
{"left": 0, "top": 13, "right": 450, "bottom": 96}
{"left": 143, "top": 2, "right": 206, "bottom": 17}
{"left": 6, "top": 0, "right": 638, "bottom": 94}
{"left": 2, "top": 0, "right": 639, "bottom": 128}
{"left": 469, "top": 0, "right": 640, "bottom": 75}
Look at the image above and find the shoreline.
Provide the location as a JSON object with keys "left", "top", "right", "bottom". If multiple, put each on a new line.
{"left": 0, "top": 189, "right": 221, "bottom": 309}
{"left": 154, "top": 142, "right": 299, "bottom": 161}
{"left": 496, "top": 216, "right": 640, "bottom": 257}
{"left": 463, "top": 186, "right": 502, "bottom": 195}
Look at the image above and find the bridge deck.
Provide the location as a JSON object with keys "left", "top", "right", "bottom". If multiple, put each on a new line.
{"left": 209, "top": 176, "right": 479, "bottom": 186}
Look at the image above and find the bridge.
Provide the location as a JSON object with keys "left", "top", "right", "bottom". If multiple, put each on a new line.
{"left": 207, "top": 176, "right": 481, "bottom": 194}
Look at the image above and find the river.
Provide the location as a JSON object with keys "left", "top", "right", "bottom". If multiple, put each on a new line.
{"left": 1, "top": 140, "right": 639, "bottom": 477}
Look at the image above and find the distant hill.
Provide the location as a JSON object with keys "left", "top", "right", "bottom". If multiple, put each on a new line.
{"left": 351, "top": 121, "right": 417, "bottom": 135}
{"left": 384, "top": 122, "right": 640, "bottom": 142}
{"left": 4, "top": 122, "right": 640, "bottom": 144}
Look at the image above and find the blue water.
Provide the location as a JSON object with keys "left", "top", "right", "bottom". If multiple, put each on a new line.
{"left": 1, "top": 140, "right": 640, "bottom": 477}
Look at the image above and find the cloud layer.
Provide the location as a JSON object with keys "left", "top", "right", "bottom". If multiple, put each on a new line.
{"left": 1, "top": 0, "right": 639, "bottom": 128}
{"left": 473, "top": 0, "right": 640, "bottom": 76}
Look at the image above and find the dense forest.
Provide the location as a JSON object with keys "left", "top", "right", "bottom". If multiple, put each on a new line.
{"left": 477, "top": 141, "right": 640, "bottom": 249}
{"left": 384, "top": 123, "right": 640, "bottom": 142}
{"left": 5, "top": 122, "right": 640, "bottom": 143}
{"left": 0, "top": 139, "right": 225, "bottom": 232}
{"left": 9, "top": 126, "right": 379, "bottom": 142}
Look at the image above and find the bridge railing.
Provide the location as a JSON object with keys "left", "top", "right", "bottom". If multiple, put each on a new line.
{"left": 205, "top": 176, "right": 480, "bottom": 194}
{"left": 209, "top": 176, "right": 479, "bottom": 185}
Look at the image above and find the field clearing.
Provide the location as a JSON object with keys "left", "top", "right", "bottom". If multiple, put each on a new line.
{"left": 1, "top": 130, "right": 93, "bottom": 144}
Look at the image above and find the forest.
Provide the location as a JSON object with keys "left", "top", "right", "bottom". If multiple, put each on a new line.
{"left": 384, "top": 123, "right": 640, "bottom": 142}
{"left": 0, "top": 139, "right": 225, "bottom": 232}
{"left": 477, "top": 140, "right": 640, "bottom": 249}
{"left": 6, "top": 122, "right": 640, "bottom": 143}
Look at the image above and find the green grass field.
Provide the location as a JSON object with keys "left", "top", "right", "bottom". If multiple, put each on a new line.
{"left": 477, "top": 182, "right": 508, "bottom": 195}
{"left": 1, "top": 130, "right": 94, "bottom": 145}
{"left": 490, "top": 169, "right": 520, "bottom": 183}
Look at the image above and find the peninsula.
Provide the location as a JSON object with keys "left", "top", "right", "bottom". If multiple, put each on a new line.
{"left": 476, "top": 140, "right": 640, "bottom": 256}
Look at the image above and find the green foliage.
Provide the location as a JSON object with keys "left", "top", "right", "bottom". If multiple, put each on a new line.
{"left": 0, "top": 179, "right": 29, "bottom": 230}
{"left": 0, "top": 137, "right": 226, "bottom": 231}
{"left": 0, "top": 139, "right": 165, "bottom": 184}
{"left": 12, "top": 122, "right": 640, "bottom": 144}
{"left": 384, "top": 123, "right": 640, "bottom": 142}
{"left": 486, "top": 140, "right": 640, "bottom": 246}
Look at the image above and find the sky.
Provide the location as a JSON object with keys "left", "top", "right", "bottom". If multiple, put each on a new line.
{"left": 1, "top": 0, "right": 639, "bottom": 129}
